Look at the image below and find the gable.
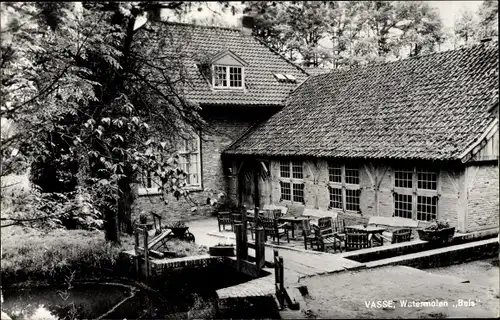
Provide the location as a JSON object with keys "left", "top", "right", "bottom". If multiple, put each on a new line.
{"left": 211, "top": 50, "right": 248, "bottom": 67}
{"left": 461, "top": 119, "right": 499, "bottom": 163}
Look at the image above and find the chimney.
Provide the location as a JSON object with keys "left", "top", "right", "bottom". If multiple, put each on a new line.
{"left": 241, "top": 15, "right": 254, "bottom": 36}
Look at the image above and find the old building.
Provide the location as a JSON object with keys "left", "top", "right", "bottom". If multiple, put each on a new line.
{"left": 133, "top": 19, "right": 309, "bottom": 216}
{"left": 223, "top": 41, "right": 499, "bottom": 233}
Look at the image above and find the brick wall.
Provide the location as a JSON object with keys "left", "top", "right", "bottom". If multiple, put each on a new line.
{"left": 466, "top": 163, "right": 499, "bottom": 232}
{"left": 133, "top": 106, "right": 276, "bottom": 220}
{"left": 233, "top": 158, "right": 468, "bottom": 229}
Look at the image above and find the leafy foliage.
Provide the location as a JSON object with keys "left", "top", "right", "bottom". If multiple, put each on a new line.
{"left": 245, "top": 1, "right": 446, "bottom": 68}
{"left": 425, "top": 219, "right": 450, "bottom": 231}
{"left": 453, "top": 0, "right": 498, "bottom": 46}
{"left": 1, "top": 185, "right": 103, "bottom": 230}
{"left": 1, "top": 2, "right": 236, "bottom": 242}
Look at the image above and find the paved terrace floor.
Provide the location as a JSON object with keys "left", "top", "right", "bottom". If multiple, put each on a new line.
{"left": 186, "top": 218, "right": 366, "bottom": 284}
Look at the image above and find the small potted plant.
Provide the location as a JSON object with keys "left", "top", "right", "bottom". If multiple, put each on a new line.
{"left": 166, "top": 220, "right": 189, "bottom": 237}
{"left": 417, "top": 219, "right": 455, "bottom": 243}
{"left": 139, "top": 212, "right": 148, "bottom": 225}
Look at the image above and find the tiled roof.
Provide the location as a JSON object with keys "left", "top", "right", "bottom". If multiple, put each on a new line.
{"left": 138, "top": 22, "right": 309, "bottom": 106}
{"left": 224, "top": 42, "right": 499, "bottom": 161}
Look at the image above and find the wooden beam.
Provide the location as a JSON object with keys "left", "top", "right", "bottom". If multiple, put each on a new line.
{"left": 460, "top": 118, "right": 499, "bottom": 162}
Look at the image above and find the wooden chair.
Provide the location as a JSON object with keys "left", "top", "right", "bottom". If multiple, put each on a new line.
{"left": 312, "top": 224, "right": 337, "bottom": 252}
{"left": 345, "top": 232, "right": 371, "bottom": 251}
{"left": 247, "top": 210, "right": 265, "bottom": 239}
{"left": 231, "top": 211, "right": 243, "bottom": 231}
{"left": 260, "top": 216, "right": 289, "bottom": 245}
{"left": 391, "top": 228, "right": 412, "bottom": 244}
{"left": 217, "top": 211, "right": 232, "bottom": 232}
{"left": 332, "top": 218, "right": 347, "bottom": 252}
{"left": 318, "top": 217, "right": 333, "bottom": 229}
{"left": 302, "top": 219, "right": 317, "bottom": 250}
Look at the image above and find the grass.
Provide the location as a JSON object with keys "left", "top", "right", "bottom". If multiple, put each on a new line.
{"left": 1, "top": 226, "right": 207, "bottom": 285}
{"left": 1, "top": 226, "right": 130, "bottom": 283}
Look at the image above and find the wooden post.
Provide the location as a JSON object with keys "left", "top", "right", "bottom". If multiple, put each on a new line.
{"left": 134, "top": 227, "right": 139, "bottom": 276}
{"left": 241, "top": 207, "right": 248, "bottom": 260}
{"left": 278, "top": 256, "right": 284, "bottom": 298}
{"left": 235, "top": 224, "right": 243, "bottom": 272}
{"left": 255, "top": 227, "right": 265, "bottom": 273}
{"left": 274, "top": 250, "right": 284, "bottom": 308}
{"left": 143, "top": 228, "right": 149, "bottom": 279}
{"left": 254, "top": 207, "right": 260, "bottom": 228}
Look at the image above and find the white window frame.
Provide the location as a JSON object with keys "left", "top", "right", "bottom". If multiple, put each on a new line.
{"left": 138, "top": 170, "right": 162, "bottom": 196}
{"left": 327, "top": 162, "right": 361, "bottom": 213}
{"left": 279, "top": 160, "right": 304, "bottom": 204}
{"left": 178, "top": 134, "right": 202, "bottom": 190}
{"left": 393, "top": 166, "right": 439, "bottom": 221}
{"left": 212, "top": 65, "right": 244, "bottom": 89}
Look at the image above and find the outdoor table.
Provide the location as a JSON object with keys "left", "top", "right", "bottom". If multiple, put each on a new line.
{"left": 345, "top": 224, "right": 386, "bottom": 246}
{"left": 278, "top": 216, "right": 310, "bottom": 239}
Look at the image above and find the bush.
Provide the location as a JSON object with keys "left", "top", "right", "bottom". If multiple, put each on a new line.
{"left": 1, "top": 185, "right": 103, "bottom": 230}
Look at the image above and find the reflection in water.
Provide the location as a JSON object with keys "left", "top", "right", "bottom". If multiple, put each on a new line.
{"left": 9, "top": 305, "right": 58, "bottom": 320}
{"left": 3, "top": 284, "right": 129, "bottom": 320}
{"left": 2, "top": 266, "right": 263, "bottom": 319}
{"left": 3, "top": 284, "right": 221, "bottom": 320}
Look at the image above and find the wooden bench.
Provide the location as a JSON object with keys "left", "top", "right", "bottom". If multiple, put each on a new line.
{"left": 368, "top": 216, "right": 420, "bottom": 243}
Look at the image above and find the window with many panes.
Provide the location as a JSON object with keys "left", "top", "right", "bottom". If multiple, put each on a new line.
{"left": 279, "top": 160, "right": 304, "bottom": 203}
{"left": 328, "top": 162, "right": 361, "bottom": 212}
{"left": 212, "top": 65, "right": 244, "bottom": 89}
{"left": 393, "top": 166, "right": 438, "bottom": 221}
{"left": 178, "top": 134, "right": 201, "bottom": 188}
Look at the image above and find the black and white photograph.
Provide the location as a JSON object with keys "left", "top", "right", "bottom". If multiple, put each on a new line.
{"left": 1, "top": 1, "right": 498, "bottom": 319}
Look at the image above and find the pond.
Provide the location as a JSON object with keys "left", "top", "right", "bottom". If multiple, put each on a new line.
{"left": 2, "top": 264, "right": 266, "bottom": 320}
{"left": 2, "top": 283, "right": 221, "bottom": 319}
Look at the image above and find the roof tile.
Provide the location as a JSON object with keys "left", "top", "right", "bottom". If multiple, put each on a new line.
{"left": 139, "top": 22, "right": 309, "bottom": 106}
{"left": 225, "top": 42, "right": 499, "bottom": 161}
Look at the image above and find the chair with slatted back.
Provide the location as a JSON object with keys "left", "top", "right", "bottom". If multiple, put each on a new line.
{"left": 332, "top": 218, "right": 347, "bottom": 252}
{"left": 302, "top": 219, "right": 317, "bottom": 250}
{"left": 318, "top": 217, "right": 333, "bottom": 229}
{"left": 231, "top": 211, "right": 243, "bottom": 232}
{"left": 345, "top": 232, "right": 371, "bottom": 251}
{"left": 391, "top": 228, "right": 412, "bottom": 244}
{"left": 312, "top": 224, "right": 337, "bottom": 252}
{"left": 271, "top": 209, "right": 283, "bottom": 219}
{"left": 260, "top": 216, "right": 289, "bottom": 244}
{"left": 217, "top": 211, "right": 233, "bottom": 232}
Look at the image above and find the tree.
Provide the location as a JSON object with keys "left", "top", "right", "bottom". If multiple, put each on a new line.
{"left": 454, "top": 9, "right": 479, "bottom": 46}
{"left": 246, "top": 1, "right": 445, "bottom": 68}
{"left": 1, "top": 1, "right": 234, "bottom": 242}
{"left": 246, "top": 1, "right": 336, "bottom": 67}
{"left": 478, "top": 0, "right": 498, "bottom": 38}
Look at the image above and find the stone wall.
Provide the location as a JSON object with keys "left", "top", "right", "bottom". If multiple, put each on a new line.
{"left": 466, "top": 163, "right": 499, "bottom": 232}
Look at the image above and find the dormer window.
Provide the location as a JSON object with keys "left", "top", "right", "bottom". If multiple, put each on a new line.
{"left": 213, "top": 65, "right": 243, "bottom": 89}
{"left": 209, "top": 49, "right": 248, "bottom": 90}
